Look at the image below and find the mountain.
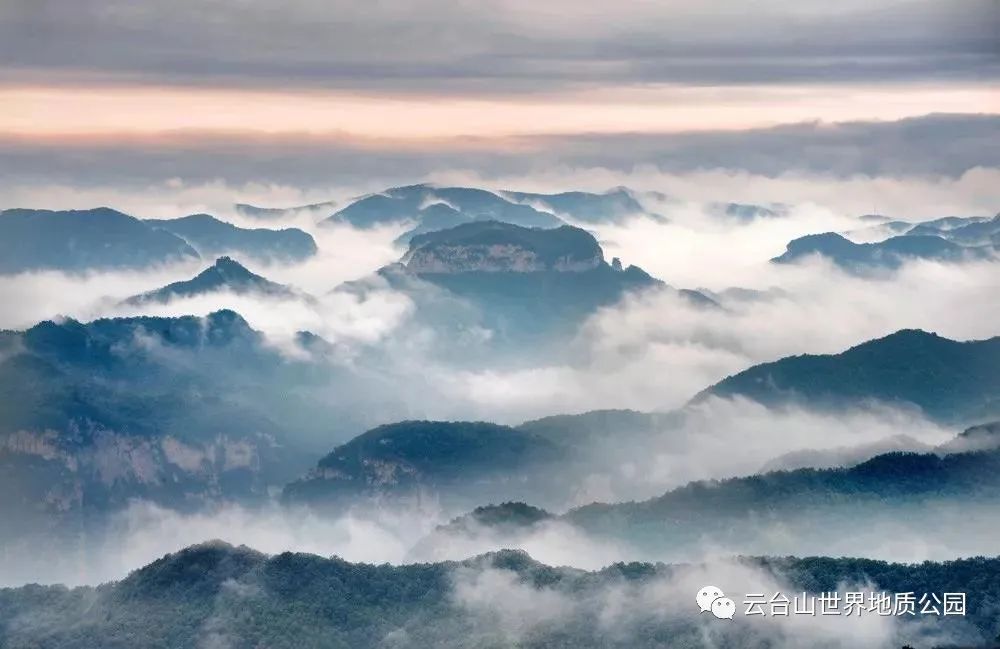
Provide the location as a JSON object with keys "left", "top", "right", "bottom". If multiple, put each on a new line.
{"left": 282, "top": 410, "right": 670, "bottom": 511}
{"left": 0, "top": 207, "right": 199, "bottom": 273}
{"left": 282, "top": 421, "right": 564, "bottom": 510}
{"left": 124, "top": 256, "right": 301, "bottom": 305}
{"left": 696, "top": 329, "right": 1000, "bottom": 424}
{"left": 710, "top": 202, "right": 789, "bottom": 221}
{"left": 339, "top": 221, "right": 686, "bottom": 353}
{"left": 499, "top": 187, "right": 651, "bottom": 223}
{"left": 323, "top": 184, "right": 564, "bottom": 241}
{"left": 403, "top": 221, "right": 606, "bottom": 272}
{"left": 145, "top": 213, "right": 317, "bottom": 261}
{"left": 0, "top": 311, "right": 340, "bottom": 554}
{"left": 234, "top": 200, "right": 338, "bottom": 220}
{"left": 772, "top": 232, "right": 993, "bottom": 271}
{"left": 565, "top": 447, "right": 1000, "bottom": 559}
{"left": 2, "top": 541, "right": 997, "bottom": 648}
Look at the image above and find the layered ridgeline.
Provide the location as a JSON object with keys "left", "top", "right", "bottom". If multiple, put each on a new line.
{"left": 144, "top": 213, "right": 317, "bottom": 262}
{"left": 323, "top": 184, "right": 658, "bottom": 242}
{"left": 419, "top": 423, "right": 1000, "bottom": 566}
{"left": 1, "top": 542, "right": 997, "bottom": 648}
{"left": 234, "top": 200, "right": 338, "bottom": 221}
{"left": 0, "top": 207, "right": 316, "bottom": 274}
{"left": 284, "top": 330, "right": 1000, "bottom": 512}
{"left": 696, "top": 329, "right": 1000, "bottom": 425}
{"left": 851, "top": 213, "right": 1000, "bottom": 247}
{"left": 337, "top": 221, "right": 710, "bottom": 353}
{"left": 0, "top": 310, "right": 345, "bottom": 549}
{"left": 0, "top": 208, "right": 199, "bottom": 273}
{"left": 123, "top": 256, "right": 305, "bottom": 305}
{"left": 774, "top": 213, "right": 999, "bottom": 272}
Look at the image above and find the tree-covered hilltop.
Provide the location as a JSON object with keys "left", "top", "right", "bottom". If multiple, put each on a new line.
{"left": 696, "top": 329, "right": 1000, "bottom": 424}
{"left": 563, "top": 447, "right": 1000, "bottom": 557}
{"left": 2, "top": 541, "right": 998, "bottom": 648}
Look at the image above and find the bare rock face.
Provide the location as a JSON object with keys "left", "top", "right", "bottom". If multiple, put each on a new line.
{"left": 402, "top": 221, "right": 605, "bottom": 274}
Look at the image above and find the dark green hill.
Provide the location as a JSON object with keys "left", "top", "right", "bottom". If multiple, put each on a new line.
{"left": 695, "top": 329, "right": 1000, "bottom": 424}
{"left": 282, "top": 421, "right": 563, "bottom": 508}
{"left": 1, "top": 541, "right": 997, "bottom": 648}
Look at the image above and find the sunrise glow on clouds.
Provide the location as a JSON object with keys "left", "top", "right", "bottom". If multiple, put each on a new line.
{"left": 0, "top": 0, "right": 996, "bottom": 188}
{"left": 3, "top": 82, "right": 997, "bottom": 139}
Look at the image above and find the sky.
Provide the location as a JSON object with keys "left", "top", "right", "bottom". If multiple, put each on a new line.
{"left": 0, "top": 0, "right": 997, "bottom": 190}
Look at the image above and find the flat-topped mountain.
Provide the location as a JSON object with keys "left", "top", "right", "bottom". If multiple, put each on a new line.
{"left": 146, "top": 213, "right": 317, "bottom": 261}
{"left": 124, "top": 256, "right": 300, "bottom": 305}
{"left": 0, "top": 207, "right": 199, "bottom": 273}
{"left": 696, "top": 329, "right": 1000, "bottom": 424}
{"left": 336, "top": 221, "right": 708, "bottom": 354}
{"left": 402, "top": 221, "right": 605, "bottom": 273}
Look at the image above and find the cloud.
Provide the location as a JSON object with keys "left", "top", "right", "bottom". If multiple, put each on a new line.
{"left": 449, "top": 557, "right": 907, "bottom": 649}
{"left": 0, "top": 0, "right": 995, "bottom": 91}
{"left": 2, "top": 114, "right": 999, "bottom": 187}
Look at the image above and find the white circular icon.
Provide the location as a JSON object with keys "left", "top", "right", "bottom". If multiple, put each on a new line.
{"left": 696, "top": 585, "right": 725, "bottom": 613}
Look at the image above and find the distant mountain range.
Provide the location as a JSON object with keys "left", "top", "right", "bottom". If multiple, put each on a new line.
{"left": 697, "top": 329, "right": 1000, "bottom": 424}
{"left": 234, "top": 200, "right": 338, "bottom": 221}
{"left": 0, "top": 207, "right": 317, "bottom": 274}
{"left": 324, "top": 184, "right": 661, "bottom": 242}
{"left": 0, "top": 207, "right": 199, "bottom": 273}
{"left": 2, "top": 541, "right": 996, "bottom": 648}
{"left": 499, "top": 187, "right": 652, "bottom": 223}
{"left": 145, "top": 213, "right": 317, "bottom": 262}
{"left": 325, "top": 185, "right": 564, "bottom": 241}
{"left": 123, "top": 256, "right": 303, "bottom": 305}
{"left": 772, "top": 232, "right": 994, "bottom": 271}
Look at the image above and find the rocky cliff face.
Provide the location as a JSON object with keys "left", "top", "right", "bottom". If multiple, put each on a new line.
{"left": 402, "top": 221, "right": 606, "bottom": 274}
{"left": 1, "top": 426, "right": 272, "bottom": 518}
{"left": 405, "top": 242, "right": 603, "bottom": 273}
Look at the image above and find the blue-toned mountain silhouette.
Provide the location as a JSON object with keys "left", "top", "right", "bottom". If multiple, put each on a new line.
{"left": 234, "top": 199, "right": 338, "bottom": 220}
{"left": 123, "top": 256, "right": 302, "bottom": 305}
{"left": 697, "top": 329, "right": 1000, "bottom": 424}
{"left": 772, "top": 232, "right": 993, "bottom": 271}
{"left": 0, "top": 207, "right": 199, "bottom": 273}
{"left": 499, "top": 187, "right": 653, "bottom": 223}
{"left": 338, "top": 221, "right": 711, "bottom": 353}
{"left": 145, "top": 213, "right": 317, "bottom": 261}
{"left": 324, "top": 184, "right": 565, "bottom": 241}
